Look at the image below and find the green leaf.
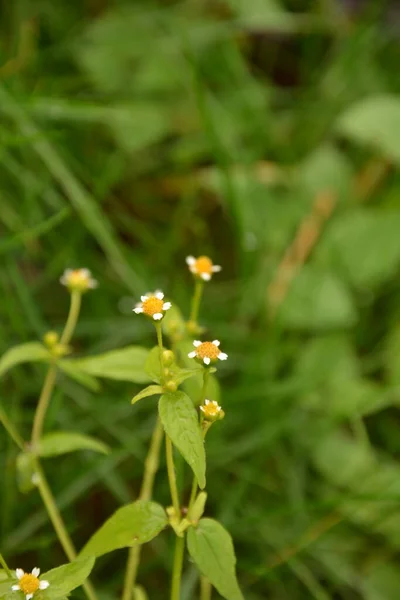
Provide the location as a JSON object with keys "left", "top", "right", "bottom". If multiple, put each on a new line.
{"left": 145, "top": 346, "right": 163, "bottom": 383}
{"left": 41, "top": 556, "right": 95, "bottom": 598}
{"left": 37, "top": 431, "right": 109, "bottom": 458}
{"left": 133, "top": 586, "right": 149, "bottom": 600}
{"left": 58, "top": 359, "right": 101, "bottom": 392}
{"left": 187, "top": 518, "right": 244, "bottom": 600}
{"left": 336, "top": 95, "right": 400, "bottom": 165}
{"left": 0, "top": 342, "right": 49, "bottom": 378}
{"left": 68, "top": 346, "right": 150, "bottom": 383}
{"left": 162, "top": 305, "right": 187, "bottom": 339}
{"left": 131, "top": 384, "right": 163, "bottom": 405}
{"left": 159, "top": 392, "right": 206, "bottom": 489}
{"left": 279, "top": 266, "right": 357, "bottom": 331}
{"left": 79, "top": 500, "right": 167, "bottom": 558}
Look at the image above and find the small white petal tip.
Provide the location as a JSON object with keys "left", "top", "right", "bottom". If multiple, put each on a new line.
{"left": 155, "top": 291, "right": 164, "bottom": 300}
{"left": 186, "top": 256, "right": 196, "bottom": 265}
{"left": 218, "top": 352, "right": 228, "bottom": 360}
{"left": 12, "top": 585, "right": 20, "bottom": 591}
{"left": 153, "top": 313, "right": 163, "bottom": 320}
{"left": 133, "top": 307, "right": 143, "bottom": 314}
{"left": 212, "top": 265, "right": 222, "bottom": 272}
{"left": 201, "top": 273, "right": 211, "bottom": 281}
{"left": 140, "top": 295, "right": 148, "bottom": 302}
{"left": 188, "top": 351, "right": 197, "bottom": 358}
{"left": 203, "top": 357, "right": 211, "bottom": 365}
{"left": 32, "top": 568, "right": 40, "bottom": 577}
{"left": 193, "top": 340, "right": 202, "bottom": 347}
{"left": 39, "top": 581, "right": 50, "bottom": 590}
{"left": 16, "top": 570, "right": 24, "bottom": 580}
{"left": 26, "top": 594, "right": 33, "bottom": 600}
{"left": 163, "top": 302, "right": 171, "bottom": 310}
{"left": 212, "top": 340, "right": 220, "bottom": 346}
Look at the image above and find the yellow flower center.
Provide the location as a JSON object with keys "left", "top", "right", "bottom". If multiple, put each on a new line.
{"left": 19, "top": 574, "right": 40, "bottom": 595}
{"left": 142, "top": 296, "right": 164, "bottom": 316}
{"left": 195, "top": 256, "right": 213, "bottom": 275}
{"left": 68, "top": 270, "right": 88, "bottom": 285}
{"left": 204, "top": 403, "right": 219, "bottom": 416}
{"left": 196, "top": 342, "right": 220, "bottom": 360}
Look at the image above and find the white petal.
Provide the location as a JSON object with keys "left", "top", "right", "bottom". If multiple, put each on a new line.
{"left": 163, "top": 302, "right": 171, "bottom": 310}
{"left": 16, "top": 569, "right": 24, "bottom": 580}
{"left": 216, "top": 406, "right": 222, "bottom": 412}
{"left": 203, "top": 357, "right": 211, "bottom": 365}
{"left": 39, "top": 581, "right": 50, "bottom": 590}
{"left": 155, "top": 291, "right": 164, "bottom": 300}
{"left": 199, "top": 406, "right": 205, "bottom": 413}
{"left": 59, "top": 276, "right": 67, "bottom": 285}
{"left": 212, "top": 340, "right": 220, "bottom": 346}
{"left": 205, "top": 399, "right": 210, "bottom": 405}
{"left": 88, "top": 279, "right": 98, "bottom": 288}
{"left": 186, "top": 256, "right": 196, "bottom": 266}
{"left": 26, "top": 594, "right": 33, "bottom": 600}
{"left": 201, "top": 272, "right": 211, "bottom": 281}
{"left": 218, "top": 352, "right": 228, "bottom": 361}
{"left": 188, "top": 351, "right": 197, "bottom": 358}
{"left": 212, "top": 265, "right": 222, "bottom": 272}
{"left": 32, "top": 567, "right": 40, "bottom": 577}
{"left": 80, "top": 268, "right": 90, "bottom": 276}
{"left": 133, "top": 307, "right": 143, "bottom": 314}
{"left": 153, "top": 313, "right": 163, "bottom": 320}
{"left": 141, "top": 295, "right": 148, "bottom": 302}
{"left": 193, "top": 340, "right": 202, "bottom": 347}
{"left": 189, "top": 265, "right": 197, "bottom": 273}
{"left": 12, "top": 585, "right": 20, "bottom": 591}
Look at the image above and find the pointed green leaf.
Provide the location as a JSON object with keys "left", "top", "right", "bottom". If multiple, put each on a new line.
{"left": 187, "top": 519, "right": 244, "bottom": 600}
{"left": 131, "top": 384, "right": 163, "bottom": 405}
{"left": 145, "top": 346, "right": 164, "bottom": 383}
{"left": 0, "top": 342, "right": 49, "bottom": 378}
{"left": 58, "top": 360, "right": 100, "bottom": 392}
{"left": 41, "top": 556, "right": 95, "bottom": 598}
{"left": 37, "top": 431, "right": 109, "bottom": 458}
{"left": 159, "top": 392, "right": 206, "bottom": 489}
{"left": 69, "top": 346, "right": 150, "bottom": 383}
{"left": 79, "top": 500, "right": 167, "bottom": 558}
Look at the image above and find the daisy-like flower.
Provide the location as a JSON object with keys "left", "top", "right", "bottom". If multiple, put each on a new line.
{"left": 12, "top": 568, "right": 49, "bottom": 600}
{"left": 186, "top": 256, "right": 221, "bottom": 281}
{"left": 133, "top": 291, "right": 171, "bottom": 321}
{"left": 60, "top": 268, "right": 98, "bottom": 293}
{"left": 200, "top": 399, "right": 224, "bottom": 422}
{"left": 188, "top": 340, "right": 228, "bottom": 365}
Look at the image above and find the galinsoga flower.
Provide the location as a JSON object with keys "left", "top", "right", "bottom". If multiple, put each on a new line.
{"left": 12, "top": 568, "right": 49, "bottom": 600}
{"left": 186, "top": 256, "right": 221, "bottom": 281}
{"left": 60, "top": 268, "right": 98, "bottom": 292}
{"left": 133, "top": 291, "right": 171, "bottom": 321}
{"left": 200, "top": 399, "right": 224, "bottom": 421}
{"left": 188, "top": 340, "right": 228, "bottom": 365}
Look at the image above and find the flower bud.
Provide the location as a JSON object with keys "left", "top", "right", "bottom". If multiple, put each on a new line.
{"left": 162, "top": 350, "right": 175, "bottom": 366}
{"left": 43, "top": 331, "right": 59, "bottom": 348}
{"left": 165, "top": 380, "right": 178, "bottom": 393}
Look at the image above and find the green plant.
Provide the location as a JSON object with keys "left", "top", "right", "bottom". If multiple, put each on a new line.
{"left": 0, "top": 259, "right": 242, "bottom": 600}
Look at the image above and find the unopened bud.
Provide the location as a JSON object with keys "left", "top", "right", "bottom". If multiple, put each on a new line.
{"left": 165, "top": 380, "right": 178, "bottom": 393}
{"left": 43, "top": 331, "right": 59, "bottom": 348}
{"left": 162, "top": 350, "right": 175, "bottom": 366}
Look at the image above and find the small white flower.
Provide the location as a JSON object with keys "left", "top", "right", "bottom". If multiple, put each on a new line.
{"left": 200, "top": 399, "right": 224, "bottom": 422}
{"left": 60, "top": 268, "right": 98, "bottom": 292}
{"left": 12, "top": 568, "right": 49, "bottom": 599}
{"left": 133, "top": 291, "right": 171, "bottom": 321}
{"left": 188, "top": 340, "right": 228, "bottom": 365}
{"left": 186, "top": 256, "right": 222, "bottom": 281}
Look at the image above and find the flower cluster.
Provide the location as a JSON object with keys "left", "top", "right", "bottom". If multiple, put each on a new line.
{"left": 200, "top": 399, "right": 224, "bottom": 422}
{"left": 133, "top": 291, "right": 171, "bottom": 321}
{"left": 188, "top": 340, "right": 227, "bottom": 366}
{"left": 12, "top": 568, "right": 49, "bottom": 600}
{"left": 186, "top": 255, "right": 221, "bottom": 281}
{"left": 60, "top": 268, "right": 98, "bottom": 293}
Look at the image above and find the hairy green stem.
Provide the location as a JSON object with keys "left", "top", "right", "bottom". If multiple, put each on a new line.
{"left": 31, "top": 364, "right": 57, "bottom": 447}
{"left": 154, "top": 321, "right": 165, "bottom": 380}
{"left": 34, "top": 461, "right": 98, "bottom": 600}
{"left": 0, "top": 406, "right": 25, "bottom": 450}
{"left": 171, "top": 535, "right": 185, "bottom": 600}
{"left": 188, "top": 369, "right": 210, "bottom": 512}
{"left": 122, "top": 418, "right": 164, "bottom": 600}
{"left": 0, "top": 552, "right": 13, "bottom": 579}
{"left": 60, "top": 290, "right": 81, "bottom": 346}
{"left": 200, "top": 577, "right": 212, "bottom": 600}
{"left": 190, "top": 280, "right": 204, "bottom": 325}
{"left": 166, "top": 436, "right": 181, "bottom": 517}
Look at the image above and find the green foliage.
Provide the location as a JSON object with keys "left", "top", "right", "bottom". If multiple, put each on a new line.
{"left": 159, "top": 392, "right": 206, "bottom": 489}
{"left": 16, "top": 452, "right": 36, "bottom": 494}
{"left": 68, "top": 346, "right": 150, "bottom": 383}
{"left": 41, "top": 556, "right": 95, "bottom": 598}
{"left": 0, "top": 343, "right": 49, "bottom": 378}
{"left": 57, "top": 360, "right": 101, "bottom": 392}
{"left": 187, "top": 519, "right": 243, "bottom": 600}
{"left": 131, "top": 385, "right": 163, "bottom": 405}
{"left": 79, "top": 501, "right": 168, "bottom": 558}
{"left": 37, "top": 431, "right": 109, "bottom": 457}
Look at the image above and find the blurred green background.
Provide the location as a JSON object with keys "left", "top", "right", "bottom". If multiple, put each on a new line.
{"left": 1, "top": 0, "right": 400, "bottom": 598}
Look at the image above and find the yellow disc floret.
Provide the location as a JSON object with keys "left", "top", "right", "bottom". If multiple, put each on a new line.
{"left": 142, "top": 296, "right": 164, "bottom": 317}
{"left": 196, "top": 342, "right": 220, "bottom": 360}
{"left": 19, "top": 574, "right": 40, "bottom": 596}
{"left": 194, "top": 256, "right": 213, "bottom": 276}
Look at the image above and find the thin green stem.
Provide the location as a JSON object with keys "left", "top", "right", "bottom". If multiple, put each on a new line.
{"left": 0, "top": 406, "right": 25, "bottom": 450}
{"left": 166, "top": 436, "right": 180, "bottom": 517}
{"left": 171, "top": 535, "right": 185, "bottom": 600}
{"left": 60, "top": 290, "right": 81, "bottom": 346}
{"left": 34, "top": 461, "right": 98, "bottom": 600}
{"left": 188, "top": 369, "right": 210, "bottom": 512}
{"left": 155, "top": 322, "right": 164, "bottom": 380}
{"left": 188, "top": 475, "right": 198, "bottom": 514}
{"left": 189, "top": 280, "right": 204, "bottom": 325}
{"left": 0, "top": 552, "right": 13, "bottom": 578}
{"left": 31, "top": 364, "right": 57, "bottom": 447}
{"left": 200, "top": 577, "right": 212, "bottom": 600}
{"left": 122, "top": 418, "right": 164, "bottom": 600}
